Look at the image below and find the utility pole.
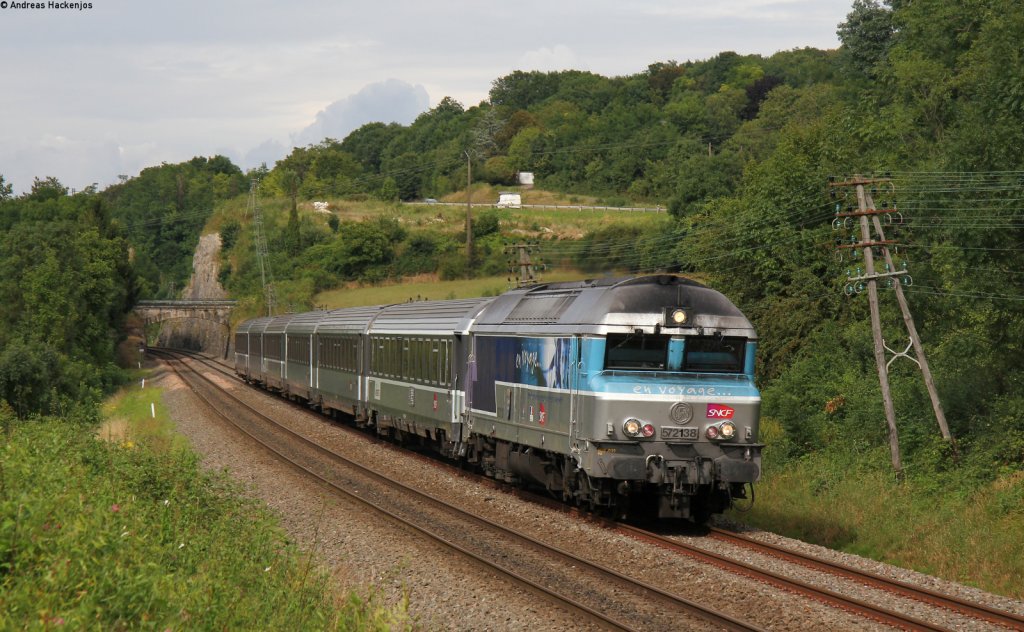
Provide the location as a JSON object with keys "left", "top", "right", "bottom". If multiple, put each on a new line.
{"left": 505, "top": 243, "right": 540, "bottom": 287}
{"left": 864, "top": 188, "right": 951, "bottom": 442}
{"left": 247, "top": 179, "right": 276, "bottom": 317}
{"left": 465, "top": 150, "right": 473, "bottom": 263}
{"left": 830, "top": 175, "right": 952, "bottom": 473}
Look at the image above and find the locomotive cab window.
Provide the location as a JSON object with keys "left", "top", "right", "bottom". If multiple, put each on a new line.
{"left": 683, "top": 336, "right": 746, "bottom": 373}
{"left": 605, "top": 333, "right": 669, "bottom": 370}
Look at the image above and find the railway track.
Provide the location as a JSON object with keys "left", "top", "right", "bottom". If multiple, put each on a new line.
{"left": 703, "top": 528, "right": 1024, "bottom": 631}
{"left": 617, "top": 524, "right": 1024, "bottom": 632}
{"left": 153, "top": 348, "right": 761, "bottom": 632}
{"left": 159, "top": 348, "right": 1024, "bottom": 631}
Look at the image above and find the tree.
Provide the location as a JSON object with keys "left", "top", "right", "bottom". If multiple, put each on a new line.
{"left": 0, "top": 174, "right": 12, "bottom": 201}
{"left": 837, "top": 0, "right": 895, "bottom": 77}
{"left": 29, "top": 176, "right": 68, "bottom": 201}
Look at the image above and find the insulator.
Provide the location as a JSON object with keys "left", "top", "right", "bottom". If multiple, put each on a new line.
{"left": 830, "top": 189, "right": 837, "bottom": 199}
{"left": 828, "top": 175, "right": 836, "bottom": 183}
{"left": 845, "top": 283, "right": 856, "bottom": 296}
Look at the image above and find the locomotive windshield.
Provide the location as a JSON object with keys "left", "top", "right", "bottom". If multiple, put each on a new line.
{"left": 682, "top": 335, "right": 746, "bottom": 373}
{"left": 604, "top": 333, "right": 746, "bottom": 374}
{"left": 605, "top": 333, "right": 669, "bottom": 370}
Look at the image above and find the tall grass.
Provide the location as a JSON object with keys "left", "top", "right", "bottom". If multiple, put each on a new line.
{"left": 0, "top": 380, "right": 411, "bottom": 630}
{"left": 731, "top": 446, "right": 1024, "bottom": 598}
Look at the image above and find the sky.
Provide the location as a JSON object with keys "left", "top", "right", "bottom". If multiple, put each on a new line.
{"left": 0, "top": 0, "right": 855, "bottom": 194}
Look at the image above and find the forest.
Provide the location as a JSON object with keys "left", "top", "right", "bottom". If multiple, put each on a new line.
{"left": 1, "top": 0, "right": 1022, "bottom": 594}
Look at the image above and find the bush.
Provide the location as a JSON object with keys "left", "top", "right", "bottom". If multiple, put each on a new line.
{"left": 473, "top": 211, "right": 501, "bottom": 238}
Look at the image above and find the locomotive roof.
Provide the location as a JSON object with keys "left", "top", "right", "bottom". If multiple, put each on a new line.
{"left": 473, "top": 275, "right": 756, "bottom": 337}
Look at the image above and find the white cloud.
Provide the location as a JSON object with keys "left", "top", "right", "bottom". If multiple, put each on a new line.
{"left": 291, "top": 79, "right": 431, "bottom": 148}
{"left": 243, "top": 139, "right": 289, "bottom": 172}
{"left": 517, "top": 45, "right": 581, "bottom": 72}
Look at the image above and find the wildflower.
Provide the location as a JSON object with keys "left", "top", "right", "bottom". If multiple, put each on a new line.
{"left": 110, "top": 504, "right": 120, "bottom": 513}
{"left": 264, "top": 566, "right": 272, "bottom": 572}
{"left": 163, "top": 499, "right": 170, "bottom": 506}
{"left": 178, "top": 543, "right": 185, "bottom": 549}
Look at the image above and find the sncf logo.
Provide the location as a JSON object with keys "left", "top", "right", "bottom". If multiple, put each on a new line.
{"left": 706, "top": 404, "right": 735, "bottom": 419}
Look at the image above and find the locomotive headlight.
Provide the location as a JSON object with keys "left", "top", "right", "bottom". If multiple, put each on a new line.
{"left": 664, "top": 307, "right": 690, "bottom": 327}
{"left": 623, "top": 418, "right": 643, "bottom": 437}
{"left": 720, "top": 421, "right": 736, "bottom": 440}
{"left": 641, "top": 423, "right": 656, "bottom": 438}
{"left": 705, "top": 425, "right": 720, "bottom": 440}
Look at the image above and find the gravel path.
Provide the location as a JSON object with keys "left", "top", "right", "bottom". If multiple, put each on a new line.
{"left": 154, "top": 355, "right": 1024, "bottom": 631}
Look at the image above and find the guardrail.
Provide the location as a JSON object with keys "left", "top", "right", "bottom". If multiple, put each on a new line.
{"left": 405, "top": 201, "right": 665, "bottom": 213}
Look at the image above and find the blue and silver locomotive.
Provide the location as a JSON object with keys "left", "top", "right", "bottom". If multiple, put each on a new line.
{"left": 235, "top": 275, "right": 762, "bottom": 521}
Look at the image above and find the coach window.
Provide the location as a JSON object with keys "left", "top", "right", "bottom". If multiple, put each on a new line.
{"left": 428, "top": 340, "right": 438, "bottom": 385}
{"left": 421, "top": 339, "right": 428, "bottom": 383}
{"left": 417, "top": 339, "right": 425, "bottom": 382}
{"left": 442, "top": 340, "right": 450, "bottom": 387}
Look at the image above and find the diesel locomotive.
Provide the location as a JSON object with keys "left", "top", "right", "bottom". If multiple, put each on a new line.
{"left": 235, "top": 275, "right": 762, "bottom": 521}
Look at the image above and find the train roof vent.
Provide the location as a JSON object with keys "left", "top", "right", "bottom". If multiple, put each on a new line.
{"left": 505, "top": 293, "right": 577, "bottom": 323}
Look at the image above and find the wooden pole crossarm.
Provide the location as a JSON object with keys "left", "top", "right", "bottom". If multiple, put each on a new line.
{"left": 829, "top": 177, "right": 893, "bottom": 187}
{"left": 837, "top": 240, "right": 898, "bottom": 249}
{"left": 834, "top": 208, "right": 898, "bottom": 218}
{"left": 847, "top": 270, "right": 908, "bottom": 283}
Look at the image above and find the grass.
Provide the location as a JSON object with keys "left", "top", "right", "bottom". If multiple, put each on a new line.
{"left": 210, "top": 188, "right": 666, "bottom": 242}
{"left": 98, "top": 370, "right": 188, "bottom": 453}
{"left": 0, "top": 377, "right": 411, "bottom": 630}
{"left": 729, "top": 447, "right": 1024, "bottom": 599}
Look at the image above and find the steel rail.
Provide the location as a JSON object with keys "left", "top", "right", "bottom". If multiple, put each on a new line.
{"left": 617, "top": 524, "right": 956, "bottom": 632}
{"left": 707, "top": 527, "right": 1024, "bottom": 631}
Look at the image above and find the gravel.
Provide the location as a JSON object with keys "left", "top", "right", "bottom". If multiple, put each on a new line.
{"left": 155, "top": 355, "right": 1024, "bottom": 631}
